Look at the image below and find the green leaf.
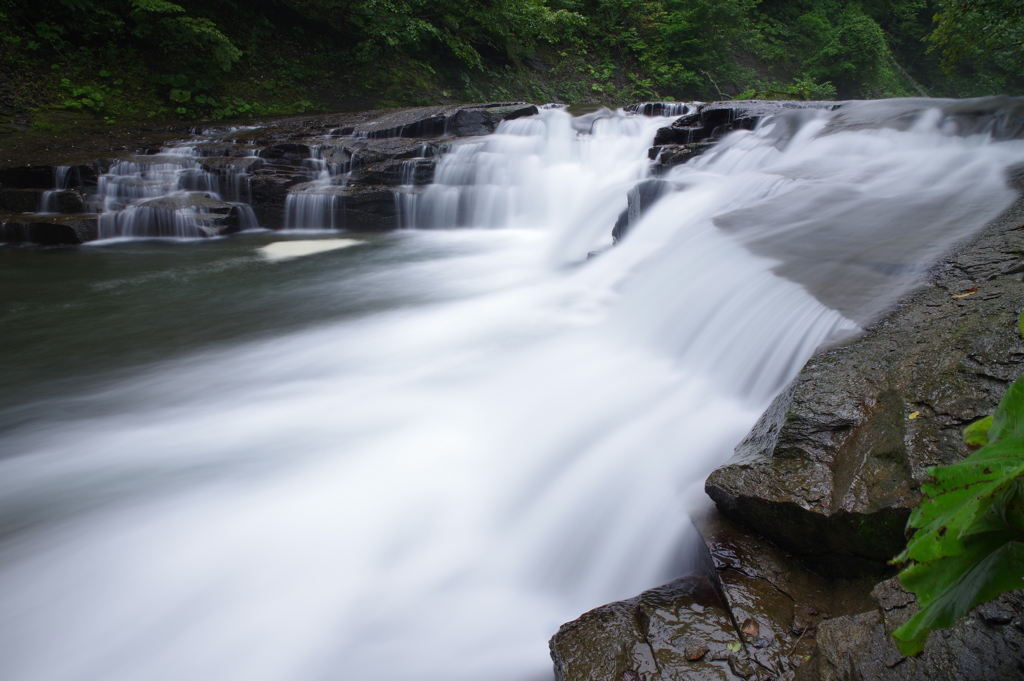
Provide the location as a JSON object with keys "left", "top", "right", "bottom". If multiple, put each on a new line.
{"left": 894, "top": 529, "right": 1024, "bottom": 655}
{"left": 988, "top": 378, "right": 1024, "bottom": 442}
{"left": 130, "top": 0, "right": 185, "bottom": 14}
{"left": 1018, "top": 312, "right": 1024, "bottom": 339}
{"left": 964, "top": 415, "right": 993, "bottom": 448}
{"left": 169, "top": 88, "right": 191, "bottom": 102}
{"left": 894, "top": 375, "right": 1024, "bottom": 655}
{"left": 897, "top": 436, "right": 1024, "bottom": 564}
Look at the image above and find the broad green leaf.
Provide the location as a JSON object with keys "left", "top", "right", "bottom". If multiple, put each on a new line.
{"left": 895, "top": 536, "right": 1024, "bottom": 655}
{"left": 897, "top": 436, "right": 1024, "bottom": 564}
{"left": 988, "top": 378, "right": 1024, "bottom": 441}
{"left": 963, "top": 415, "right": 993, "bottom": 448}
{"left": 894, "top": 375, "right": 1024, "bottom": 655}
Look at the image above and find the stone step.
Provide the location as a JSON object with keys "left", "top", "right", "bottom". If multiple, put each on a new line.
{"left": 0, "top": 213, "right": 97, "bottom": 245}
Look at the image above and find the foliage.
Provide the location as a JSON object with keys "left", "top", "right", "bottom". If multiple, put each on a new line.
{"left": 892, "top": 375, "right": 1024, "bottom": 656}
{"left": 1, "top": 0, "right": 1023, "bottom": 123}
{"left": 269, "top": 0, "right": 582, "bottom": 69}
{"left": 736, "top": 76, "right": 838, "bottom": 101}
{"left": 128, "top": 0, "right": 241, "bottom": 72}
{"left": 930, "top": 0, "right": 1024, "bottom": 78}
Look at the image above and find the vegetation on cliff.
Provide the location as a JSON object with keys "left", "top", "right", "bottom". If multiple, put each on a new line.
{"left": 1, "top": 0, "right": 1023, "bottom": 127}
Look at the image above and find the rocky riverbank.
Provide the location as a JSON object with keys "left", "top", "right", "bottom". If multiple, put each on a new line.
{"left": 551, "top": 193, "right": 1024, "bottom": 679}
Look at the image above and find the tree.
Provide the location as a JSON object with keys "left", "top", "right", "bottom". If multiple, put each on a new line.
{"left": 929, "top": 0, "right": 1024, "bottom": 76}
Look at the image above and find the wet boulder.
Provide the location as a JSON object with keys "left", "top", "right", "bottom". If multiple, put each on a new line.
{"left": 450, "top": 103, "right": 539, "bottom": 136}
{"left": 319, "top": 145, "right": 352, "bottom": 167}
{"left": 353, "top": 157, "right": 436, "bottom": 186}
{"left": 648, "top": 142, "right": 717, "bottom": 174}
{"left": 705, "top": 199, "right": 1024, "bottom": 578}
{"left": 249, "top": 167, "right": 311, "bottom": 227}
{"left": 347, "top": 138, "right": 438, "bottom": 167}
{"left": 612, "top": 179, "right": 674, "bottom": 243}
{"left": 550, "top": 573, "right": 746, "bottom": 681}
{"left": 810, "top": 580, "right": 1024, "bottom": 680}
{"left": 695, "top": 509, "right": 875, "bottom": 679}
{"left": 49, "top": 189, "right": 85, "bottom": 214}
{"left": 333, "top": 186, "right": 401, "bottom": 231}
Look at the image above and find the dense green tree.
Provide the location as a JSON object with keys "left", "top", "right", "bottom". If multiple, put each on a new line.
{"left": 1, "top": 0, "right": 1022, "bottom": 122}
{"left": 929, "top": 0, "right": 1024, "bottom": 77}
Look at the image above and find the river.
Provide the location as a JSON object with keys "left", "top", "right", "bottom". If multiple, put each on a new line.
{"left": 1, "top": 100, "right": 1022, "bottom": 681}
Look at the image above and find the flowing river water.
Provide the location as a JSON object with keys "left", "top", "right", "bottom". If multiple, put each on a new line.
{"left": 2, "top": 100, "right": 1023, "bottom": 681}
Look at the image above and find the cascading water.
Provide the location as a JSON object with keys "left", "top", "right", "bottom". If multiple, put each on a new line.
{"left": 399, "top": 111, "right": 665, "bottom": 231}
{"left": 283, "top": 146, "right": 350, "bottom": 230}
{"left": 1, "top": 100, "right": 1022, "bottom": 681}
{"left": 96, "top": 144, "right": 258, "bottom": 239}
{"left": 38, "top": 166, "right": 73, "bottom": 213}
{"left": 283, "top": 187, "right": 343, "bottom": 230}
{"left": 626, "top": 101, "right": 696, "bottom": 117}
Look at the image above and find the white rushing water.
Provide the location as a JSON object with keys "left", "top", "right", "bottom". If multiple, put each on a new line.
{"left": 1, "top": 101, "right": 1023, "bottom": 681}
{"left": 96, "top": 145, "right": 258, "bottom": 239}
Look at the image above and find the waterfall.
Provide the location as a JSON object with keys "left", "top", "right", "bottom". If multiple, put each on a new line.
{"left": 398, "top": 111, "right": 667, "bottom": 232}
{"left": 625, "top": 102, "right": 696, "bottom": 117}
{"left": 283, "top": 146, "right": 350, "bottom": 230}
{"left": 95, "top": 145, "right": 258, "bottom": 239}
{"left": 0, "top": 100, "right": 1022, "bottom": 681}
{"left": 38, "top": 166, "right": 74, "bottom": 213}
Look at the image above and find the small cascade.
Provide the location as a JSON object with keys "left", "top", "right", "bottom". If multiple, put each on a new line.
{"left": 394, "top": 144, "right": 436, "bottom": 229}
{"left": 283, "top": 181, "right": 346, "bottom": 230}
{"left": 95, "top": 143, "right": 258, "bottom": 239}
{"left": 217, "top": 157, "right": 257, "bottom": 204}
{"left": 37, "top": 166, "right": 73, "bottom": 214}
{"left": 283, "top": 145, "right": 351, "bottom": 230}
{"left": 397, "top": 109, "right": 669, "bottom": 235}
{"left": 625, "top": 101, "right": 695, "bottom": 117}
{"left": 302, "top": 147, "right": 331, "bottom": 182}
